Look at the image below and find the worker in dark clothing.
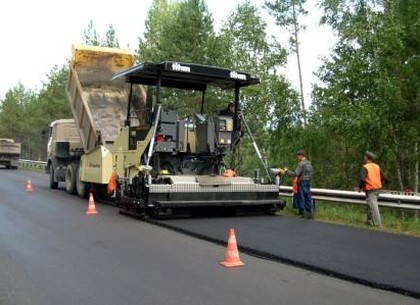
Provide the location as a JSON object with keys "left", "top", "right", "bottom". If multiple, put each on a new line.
{"left": 358, "top": 151, "right": 384, "bottom": 227}
{"left": 218, "top": 102, "right": 235, "bottom": 117}
{"left": 280, "top": 150, "right": 314, "bottom": 218}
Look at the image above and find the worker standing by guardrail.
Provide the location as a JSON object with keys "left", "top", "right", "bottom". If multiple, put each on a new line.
{"left": 279, "top": 150, "right": 314, "bottom": 219}
{"left": 358, "top": 151, "right": 384, "bottom": 227}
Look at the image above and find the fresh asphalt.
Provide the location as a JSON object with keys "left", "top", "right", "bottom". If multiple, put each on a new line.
{"left": 152, "top": 215, "right": 420, "bottom": 298}
{"left": 0, "top": 169, "right": 419, "bottom": 305}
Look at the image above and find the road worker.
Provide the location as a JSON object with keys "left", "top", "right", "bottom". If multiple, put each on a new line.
{"left": 218, "top": 102, "right": 235, "bottom": 117}
{"left": 358, "top": 151, "right": 384, "bottom": 227}
{"left": 280, "top": 150, "right": 314, "bottom": 219}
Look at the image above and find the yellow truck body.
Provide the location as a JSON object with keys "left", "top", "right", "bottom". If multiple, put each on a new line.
{"left": 66, "top": 45, "right": 147, "bottom": 185}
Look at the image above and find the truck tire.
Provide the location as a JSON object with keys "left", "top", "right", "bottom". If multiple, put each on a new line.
{"left": 65, "top": 164, "right": 77, "bottom": 195}
{"left": 49, "top": 166, "right": 59, "bottom": 189}
{"left": 76, "top": 167, "right": 88, "bottom": 198}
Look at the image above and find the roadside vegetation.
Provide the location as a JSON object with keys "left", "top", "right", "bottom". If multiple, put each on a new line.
{"left": 281, "top": 198, "right": 420, "bottom": 237}
{"left": 1, "top": 1, "right": 419, "bottom": 195}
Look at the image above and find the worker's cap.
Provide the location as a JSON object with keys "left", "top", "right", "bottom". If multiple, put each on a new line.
{"left": 228, "top": 102, "right": 235, "bottom": 107}
{"left": 296, "top": 150, "right": 306, "bottom": 156}
{"left": 365, "top": 151, "right": 376, "bottom": 160}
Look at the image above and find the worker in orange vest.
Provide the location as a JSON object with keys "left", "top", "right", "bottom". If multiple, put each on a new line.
{"left": 358, "top": 151, "right": 384, "bottom": 227}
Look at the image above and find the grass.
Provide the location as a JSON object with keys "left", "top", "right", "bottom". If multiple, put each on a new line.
{"left": 280, "top": 198, "right": 420, "bottom": 238}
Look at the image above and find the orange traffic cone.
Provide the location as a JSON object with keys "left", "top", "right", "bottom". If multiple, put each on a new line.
{"left": 26, "top": 178, "right": 33, "bottom": 193}
{"left": 86, "top": 192, "right": 98, "bottom": 215}
{"left": 220, "top": 228, "right": 245, "bottom": 267}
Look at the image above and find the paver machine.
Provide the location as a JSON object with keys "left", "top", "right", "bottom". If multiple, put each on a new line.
{"left": 112, "top": 61, "right": 286, "bottom": 217}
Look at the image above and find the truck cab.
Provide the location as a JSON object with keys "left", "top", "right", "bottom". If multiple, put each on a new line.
{"left": 47, "top": 119, "right": 83, "bottom": 190}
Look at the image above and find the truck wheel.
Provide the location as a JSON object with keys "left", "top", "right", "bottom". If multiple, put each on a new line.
{"left": 65, "top": 164, "right": 77, "bottom": 195}
{"left": 76, "top": 167, "right": 88, "bottom": 198}
{"left": 49, "top": 166, "right": 59, "bottom": 189}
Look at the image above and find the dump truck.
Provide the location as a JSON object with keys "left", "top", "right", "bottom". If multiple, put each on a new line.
{"left": 0, "top": 138, "right": 21, "bottom": 169}
{"left": 50, "top": 45, "right": 285, "bottom": 217}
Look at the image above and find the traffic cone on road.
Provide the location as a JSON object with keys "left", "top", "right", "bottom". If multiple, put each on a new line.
{"left": 220, "top": 228, "right": 245, "bottom": 267}
{"left": 26, "top": 178, "right": 33, "bottom": 193}
{"left": 86, "top": 192, "right": 98, "bottom": 215}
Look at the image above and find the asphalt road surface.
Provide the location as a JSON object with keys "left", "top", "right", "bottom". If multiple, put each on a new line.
{"left": 0, "top": 169, "right": 418, "bottom": 305}
{"left": 154, "top": 214, "right": 420, "bottom": 297}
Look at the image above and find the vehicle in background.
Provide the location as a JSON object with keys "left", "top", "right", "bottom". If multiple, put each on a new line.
{"left": 0, "top": 138, "right": 21, "bottom": 169}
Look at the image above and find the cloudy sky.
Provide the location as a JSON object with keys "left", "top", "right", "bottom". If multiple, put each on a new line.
{"left": 0, "top": 0, "right": 335, "bottom": 103}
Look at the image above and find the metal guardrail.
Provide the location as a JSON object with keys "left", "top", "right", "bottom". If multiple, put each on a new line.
{"left": 279, "top": 186, "right": 420, "bottom": 211}
{"left": 18, "top": 159, "right": 47, "bottom": 171}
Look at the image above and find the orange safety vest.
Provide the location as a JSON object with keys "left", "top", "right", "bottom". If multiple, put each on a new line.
{"left": 107, "top": 172, "right": 117, "bottom": 195}
{"left": 292, "top": 177, "right": 298, "bottom": 194}
{"left": 363, "top": 162, "right": 382, "bottom": 191}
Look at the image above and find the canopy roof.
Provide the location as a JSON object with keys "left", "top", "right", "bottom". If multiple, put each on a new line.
{"left": 112, "top": 61, "right": 259, "bottom": 91}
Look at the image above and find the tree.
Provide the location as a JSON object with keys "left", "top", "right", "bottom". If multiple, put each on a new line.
{"left": 0, "top": 83, "right": 32, "bottom": 141}
{"left": 137, "top": 0, "right": 215, "bottom": 64}
{"left": 311, "top": 0, "right": 420, "bottom": 190}
{"left": 218, "top": 1, "right": 300, "bottom": 177}
{"left": 265, "top": 0, "right": 308, "bottom": 126}
{"left": 30, "top": 65, "right": 71, "bottom": 159}
{"left": 104, "top": 25, "right": 120, "bottom": 48}
{"left": 0, "top": 65, "right": 71, "bottom": 160}
{"left": 137, "top": 0, "right": 219, "bottom": 117}
{"left": 83, "top": 21, "right": 120, "bottom": 48}
{"left": 83, "top": 20, "right": 100, "bottom": 46}
{"left": 137, "top": 0, "right": 178, "bottom": 62}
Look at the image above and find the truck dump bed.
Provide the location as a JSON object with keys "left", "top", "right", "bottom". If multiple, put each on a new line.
{"left": 0, "top": 139, "right": 21, "bottom": 156}
{"left": 66, "top": 45, "right": 144, "bottom": 152}
{"left": 0, "top": 138, "right": 21, "bottom": 168}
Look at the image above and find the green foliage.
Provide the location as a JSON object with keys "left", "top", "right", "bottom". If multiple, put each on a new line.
{"left": 0, "top": 21, "right": 122, "bottom": 160}
{"left": 137, "top": 0, "right": 220, "bottom": 117}
{"left": 137, "top": 0, "right": 215, "bottom": 63}
{"left": 264, "top": 0, "right": 308, "bottom": 126}
{"left": 83, "top": 20, "right": 100, "bottom": 46}
{"left": 311, "top": 0, "right": 420, "bottom": 190}
{"left": 264, "top": 0, "right": 307, "bottom": 50}
{"left": 0, "top": 65, "right": 70, "bottom": 159}
{"left": 83, "top": 20, "right": 120, "bottom": 47}
{"left": 104, "top": 25, "right": 120, "bottom": 48}
{"left": 0, "top": 84, "right": 34, "bottom": 140}
{"left": 216, "top": 1, "right": 299, "bottom": 177}
{"left": 265, "top": 0, "right": 307, "bottom": 27}
{"left": 137, "top": 0, "right": 177, "bottom": 62}
{"left": 2, "top": 0, "right": 417, "bottom": 195}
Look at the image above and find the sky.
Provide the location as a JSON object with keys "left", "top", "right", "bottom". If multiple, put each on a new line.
{"left": 0, "top": 0, "right": 335, "bottom": 104}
